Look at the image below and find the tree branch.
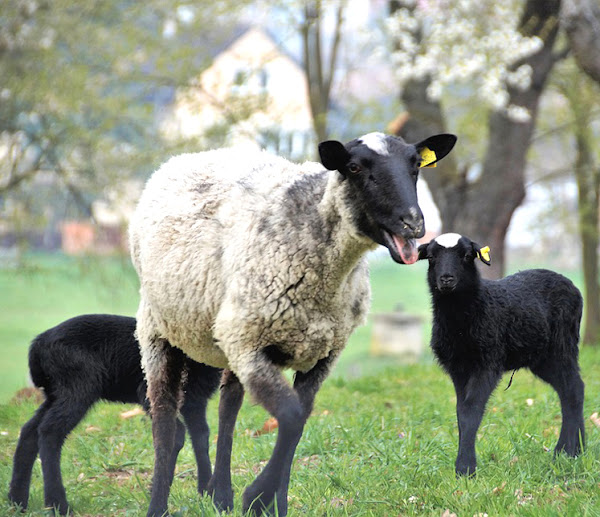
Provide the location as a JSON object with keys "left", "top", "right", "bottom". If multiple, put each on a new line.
{"left": 560, "top": 0, "right": 600, "bottom": 83}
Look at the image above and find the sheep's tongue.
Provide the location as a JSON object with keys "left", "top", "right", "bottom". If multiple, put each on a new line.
{"left": 393, "top": 234, "right": 418, "bottom": 265}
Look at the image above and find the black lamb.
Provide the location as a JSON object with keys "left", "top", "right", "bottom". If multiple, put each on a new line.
{"left": 8, "top": 314, "right": 221, "bottom": 515}
{"left": 418, "top": 233, "right": 585, "bottom": 476}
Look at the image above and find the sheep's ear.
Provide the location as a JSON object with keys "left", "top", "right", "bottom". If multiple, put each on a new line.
{"left": 319, "top": 140, "right": 351, "bottom": 171}
{"left": 471, "top": 242, "right": 491, "bottom": 266}
{"left": 417, "top": 242, "right": 430, "bottom": 261}
{"left": 415, "top": 134, "right": 457, "bottom": 168}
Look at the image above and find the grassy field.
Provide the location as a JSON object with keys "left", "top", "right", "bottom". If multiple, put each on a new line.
{"left": 1, "top": 253, "right": 598, "bottom": 516}
{"left": 1, "top": 348, "right": 599, "bottom": 516}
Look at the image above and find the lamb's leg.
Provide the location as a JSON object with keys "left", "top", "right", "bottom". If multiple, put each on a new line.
{"left": 180, "top": 360, "right": 221, "bottom": 494}
{"left": 8, "top": 399, "right": 51, "bottom": 510}
{"left": 145, "top": 339, "right": 185, "bottom": 517}
{"left": 452, "top": 370, "right": 500, "bottom": 476}
{"left": 206, "top": 370, "right": 244, "bottom": 512}
{"left": 236, "top": 357, "right": 305, "bottom": 517}
{"left": 37, "top": 396, "right": 95, "bottom": 515}
{"left": 531, "top": 359, "right": 585, "bottom": 456}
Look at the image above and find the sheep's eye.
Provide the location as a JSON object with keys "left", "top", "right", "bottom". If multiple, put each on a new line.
{"left": 347, "top": 163, "right": 361, "bottom": 174}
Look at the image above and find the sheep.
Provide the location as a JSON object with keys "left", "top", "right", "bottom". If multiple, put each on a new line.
{"left": 7, "top": 314, "right": 221, "bottom": 515}
{"left": 128, "top": 132, "right": 457, "bottom": 516}
{"left": 417, "top": 233, "right": 585, "bottom": 476}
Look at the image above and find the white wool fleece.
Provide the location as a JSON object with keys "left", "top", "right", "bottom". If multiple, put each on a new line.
{"left": 129, "top": 148, "right": 374, "bottom": 382}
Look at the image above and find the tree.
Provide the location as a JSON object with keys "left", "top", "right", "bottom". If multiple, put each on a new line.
{"left": 567, "top": 77, "right": 600, "bottom": 345}
{"left": 300, "top": 0, "right": 348, "bottom": 144}
{"left": 0, "top": 1, "right": 245, "bottom": 239}
{"left": 387, "top": 0, "right": 562, "bottom": 278}
{"left": 558, "top": 0, "right": 600, "bottom": 346}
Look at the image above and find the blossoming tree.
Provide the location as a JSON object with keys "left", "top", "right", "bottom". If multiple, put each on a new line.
{"left": 387, "top": 0, "right": 561, "bottom": 278}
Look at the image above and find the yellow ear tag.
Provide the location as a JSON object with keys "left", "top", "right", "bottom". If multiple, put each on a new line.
{"left": 419, "top": 147, "right": 437, "bottom": 168}
{"left": 478, "top": 246, "right": 491, "bottom": 263}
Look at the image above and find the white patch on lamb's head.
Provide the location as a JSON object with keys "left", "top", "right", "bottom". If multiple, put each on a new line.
{"left": 358, "top": 132, "right": 389, "bottom": 156}
{"left": 434, "top": 233, "right": 462, "bottom": 248}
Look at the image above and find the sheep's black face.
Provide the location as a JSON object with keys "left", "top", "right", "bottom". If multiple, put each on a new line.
{"left": 318, "top": 132, "right": 457, "bottom": 265}
{"left": 418, "top": 233, "right": 484, "bottom": 295}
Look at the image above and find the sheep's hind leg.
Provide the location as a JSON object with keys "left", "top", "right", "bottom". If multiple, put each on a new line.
{"left": 179, "top": 360, "right": 221, "bottom": 494}
{"left": 145, "top": 339, "right": 186, "bottom": 517}
{"left": 206, "top": 370, "right": 244, "bottom": 512}
{"left": 531, "top": 359, "right": 585, "bottom": 456}
{"left": 452, "top": 370, "right": 500, "bottom": 477}
{"left": 237, "top": 357, "right": 305, "bottom": 517}
{"left": 8, "top": 399, "right": 51, "bottom": 510}
{"left": 37, "top": 395, "right": 96, "bottom": 515}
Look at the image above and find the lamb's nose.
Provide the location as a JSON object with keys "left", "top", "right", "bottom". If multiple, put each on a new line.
{"left": 438, "top": 274, "right": 456, "bottom": 291}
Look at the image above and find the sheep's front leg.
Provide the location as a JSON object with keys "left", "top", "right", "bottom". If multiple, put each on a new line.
{"left": 452, "top": 370, "right": 500, "bottom": 476}
{"left": 272, "top": 352, "right": 338, "bottom": 514}
{"left": 206, "top": 370, "right": 245, "bottom": 512}
{"left": 236, "top": 356, "right": 306, "bottom": 517}
{"left": 145, "top": 339, "right": 185, "bottom": 517}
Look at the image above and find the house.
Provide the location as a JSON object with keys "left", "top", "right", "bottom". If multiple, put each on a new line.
{"left": 165, "top": 27, "right": 315, "bottom": 160}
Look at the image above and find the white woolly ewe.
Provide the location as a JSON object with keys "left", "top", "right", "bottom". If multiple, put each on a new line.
{"left": 130, "top": 131, "right": 457, "bottom": 517}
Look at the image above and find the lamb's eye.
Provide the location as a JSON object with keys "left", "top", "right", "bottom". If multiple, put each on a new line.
{"left": 348, "top": 163, "right": 361, "bottom": 174}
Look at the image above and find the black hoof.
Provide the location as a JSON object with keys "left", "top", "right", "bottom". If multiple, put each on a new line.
{"left": 242, "top": 487, "right": 280, "bottom": 517}
{"left": 455, "top": 464, "right": 476, "bottom": 478}
{"left": 7, "top": 491, "right": 28, "bottom": 513}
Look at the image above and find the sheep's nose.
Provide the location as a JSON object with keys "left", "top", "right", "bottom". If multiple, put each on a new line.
{"left": 400, "top": 207, "right": 424, "bottom": 237}
{"left": 438, "top": 274, "right": 456, "bottom": 291}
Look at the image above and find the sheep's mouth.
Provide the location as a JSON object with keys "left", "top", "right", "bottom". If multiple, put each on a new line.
{"left": 382, "top": 230, "right": 418, "bottom": 265}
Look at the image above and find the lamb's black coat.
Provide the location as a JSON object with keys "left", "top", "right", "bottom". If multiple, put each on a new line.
{"left": 419, "top": 235, "right": 585, "bottom": 476}
{"left": 8, "top": 314, "right": 221, "bottom": 515}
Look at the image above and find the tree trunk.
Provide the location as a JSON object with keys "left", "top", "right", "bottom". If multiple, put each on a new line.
{"left": 564, "top": 71, "right": 600, "bottom": 346}
{"left": 560, "top": 0, "right": 600, "bottom": 346}
{"left": 301, "top": 1, "right": 346, "bottom": 146}
{"left": 574, "top": 134, "right": 600, "bottom": 346}
{"left": 394, "top": 0, "right": 561, "bottom": 278}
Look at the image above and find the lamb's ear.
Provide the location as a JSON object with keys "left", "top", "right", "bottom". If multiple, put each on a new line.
{"left": 417, "top": 242, "right": 430, "bottom": 261}
{"left": 415, "top": 134, "right": 457, "bottom": 168}
{"left": 319, "top": 140, "right": 351, "bottom": 171}
{"left": 471, "top": 241, "right": 491, "bottom": 266}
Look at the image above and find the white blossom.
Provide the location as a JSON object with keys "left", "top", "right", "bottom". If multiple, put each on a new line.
{"left": 386, "top": 0, "right": 541, "bottom": 113}
{"left": 506, "top": 104, "right": 531, "bottom": 123}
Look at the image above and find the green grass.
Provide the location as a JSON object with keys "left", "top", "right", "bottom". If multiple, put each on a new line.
{"left": 1, "top": 346, "right": 599, "bottom": 516}
{"left": 1, "top": 253, "right": 599, "bottom": 515}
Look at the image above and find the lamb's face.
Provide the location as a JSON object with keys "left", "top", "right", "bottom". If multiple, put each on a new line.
{"left": 318, "top": 132, "right": 457, "bottom": 265}
{"left": 418, "top": 233, "right": 482, "bottom": 294}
